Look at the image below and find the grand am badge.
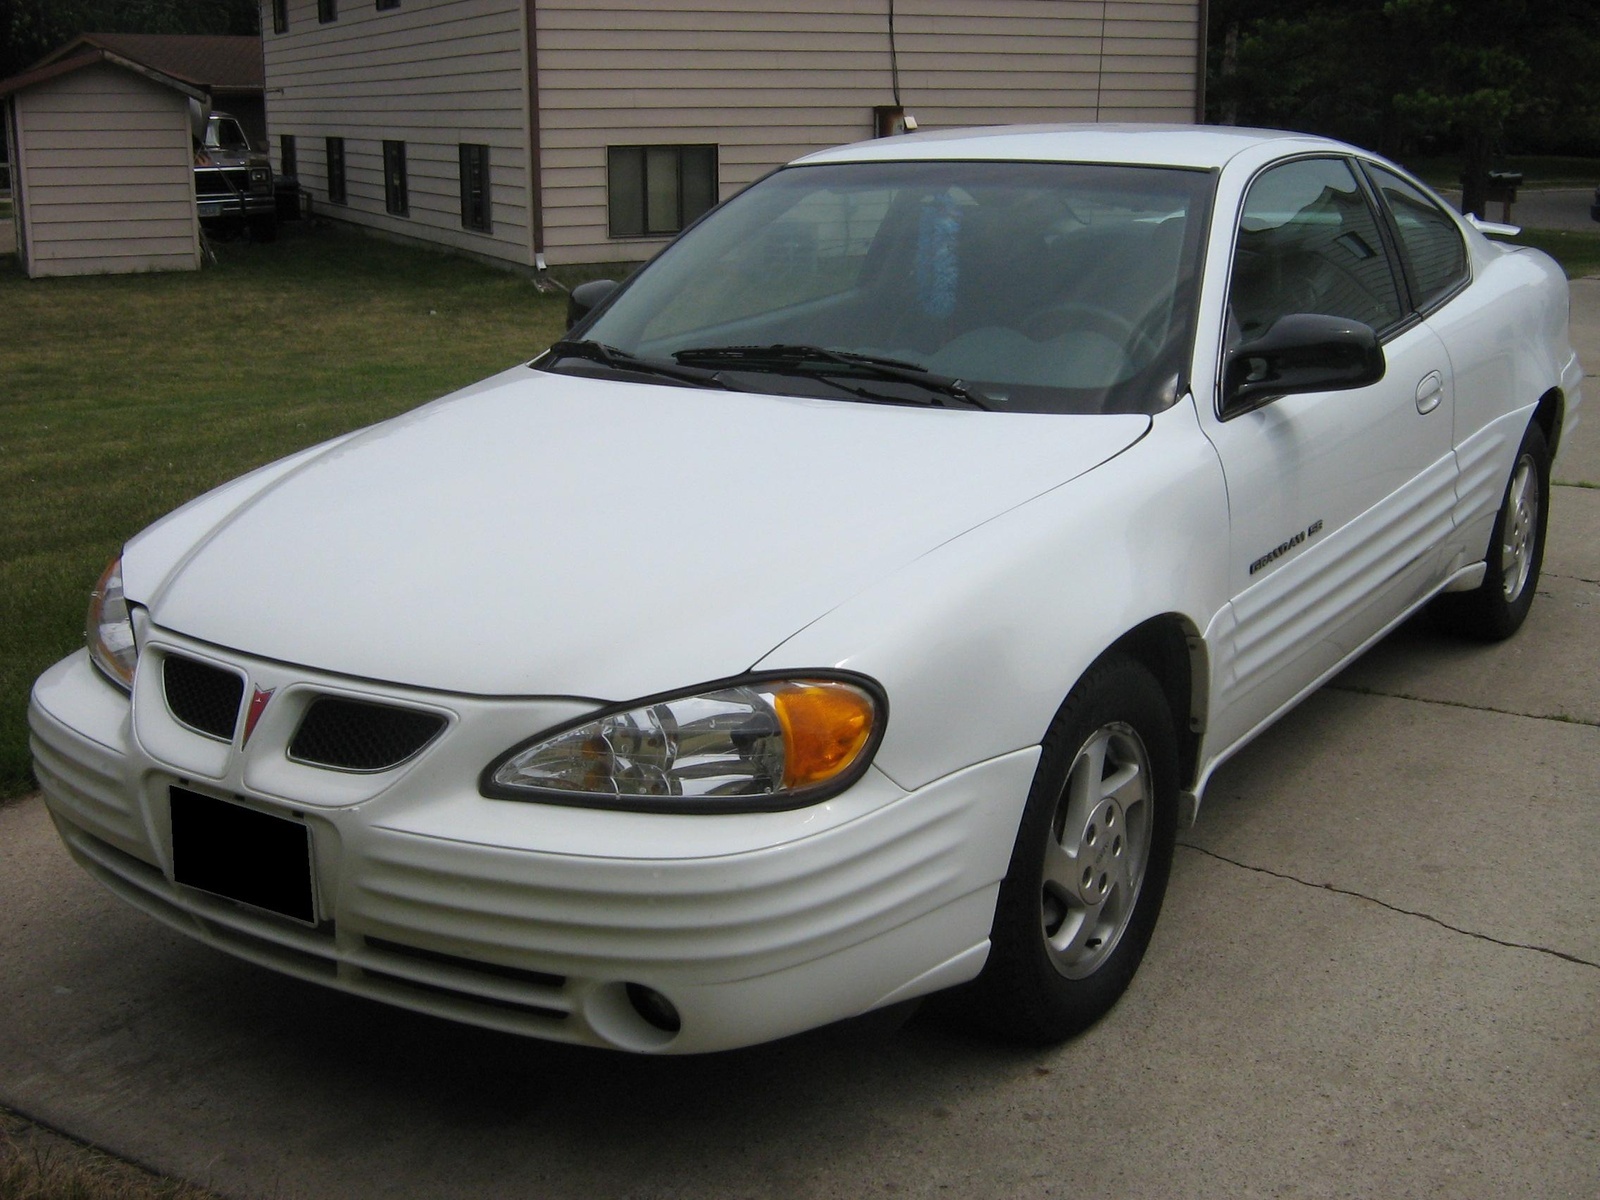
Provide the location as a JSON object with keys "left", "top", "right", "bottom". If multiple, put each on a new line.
{"left": 1250, "top": 519, "right": 1324, "bottom": 575}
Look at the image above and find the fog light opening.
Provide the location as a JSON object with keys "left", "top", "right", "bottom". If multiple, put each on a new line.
{"left": 626, "top": 983, "right": 682, "bottom": 1034}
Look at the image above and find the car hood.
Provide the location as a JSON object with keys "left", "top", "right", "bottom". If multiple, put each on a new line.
{"left": 129, "top": 368, "right": 1149, "bottom": 699}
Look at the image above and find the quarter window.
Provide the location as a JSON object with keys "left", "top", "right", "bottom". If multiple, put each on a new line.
{"left": 459, "top": 143, "right": 491, "bottom": 232}
{"left": 1367, "top": 166, "right": 1469, "bottom": 311}
{"left": 1229, "top": 158, "right": 1403, "bottom": 342}
{"left": 383, "top": 140, "right": 408, "bottom": 217}
{"left": 608, "top": 145, "right": 718, "bottom": 238}
{"left": 326, "top": 137, "right": 345, "bottom": 205}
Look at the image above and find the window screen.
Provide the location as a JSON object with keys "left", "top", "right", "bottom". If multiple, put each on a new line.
{"left": 608, "top": 145, "right": 718, "bottom": 237}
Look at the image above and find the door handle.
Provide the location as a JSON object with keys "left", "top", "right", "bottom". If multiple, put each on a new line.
{"left": 1415, "top": 371, "right": 1444, "bottom": 415}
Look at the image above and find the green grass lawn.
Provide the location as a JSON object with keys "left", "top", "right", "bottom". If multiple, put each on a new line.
{"left": 1510, "top": 228, "right": 1600, "bottom": 278}
{"left": 1, "top": 223, "right": 566, "bottom": 798}
{"left": 1402, "top": 154, "right": 1600, "bottom": 190}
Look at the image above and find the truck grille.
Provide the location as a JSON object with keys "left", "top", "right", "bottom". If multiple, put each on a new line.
{"left": 195, "top": 168, "right": 250, "bottom": 197}
{"left": 289, "top": 697, "right": 445, "bottom": 772}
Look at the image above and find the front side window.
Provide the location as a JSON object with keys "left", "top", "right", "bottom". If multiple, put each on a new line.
{"left": 326, "top": 137, "right": 345, "bottom": 205}
{"left": 205, "top": 118, "right": 249, "bottom": 151}
{"left": 459, "top": 143, "right": 491, "bottom": 232}
{"left": 575, "top": 160, "right": 1214, "bottom": 415}
{"left": 383, "top": 140, "right": 408, "bottom": 217}
{"left": 1229, "top": 157, "right": 1404, "bottom": 343}
{"left": 1366, "top": 166, "right": 1469, "bottom": 311}
{"left": 608, "top": 145, "right": 718, "bottom": 238}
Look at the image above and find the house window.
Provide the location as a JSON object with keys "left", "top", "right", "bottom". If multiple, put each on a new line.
{"left": 326, "top": 137, "right": 345, "bottom": 205}
{"left": 272, "top": 0, "right": 288, "bottom": 34}
{"left": 377, "top": 0, "right": 401, "bottom": 9}
{"left": 459, "top": 143, "right": 491, "bottom": 232}
{"left": 318, "top": 0, "right": 337, "bottom": 23}
{"left": 607, "top": 145, "right": 717, "bottom": 238}
{"left": 280, "top": 134, "right": 297, "bottom": 180}
{"left": 383, "top": 140, "right": 408, "bottom": 217}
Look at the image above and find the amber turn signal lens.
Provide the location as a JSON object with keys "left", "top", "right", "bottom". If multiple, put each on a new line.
{"left": 770, "top": 681, "right": 877, "bottom": 790}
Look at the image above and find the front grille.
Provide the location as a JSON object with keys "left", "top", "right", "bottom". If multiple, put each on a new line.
{"left": 162, "top": 655, "right": 244, "bottom": 741}
{"left": 288, "top": 697, "right": 445, "bottom": 772}
{"left": 195, "top": 168, "right": 249, "bottom": 197}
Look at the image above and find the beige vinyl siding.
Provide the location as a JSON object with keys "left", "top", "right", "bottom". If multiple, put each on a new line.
{"left": 537, "top": 0, "right": 1201, "bottom": 265}
{"left": 12, "top": 64, "right": 199, "bottom": 277}
{"left": 263, "top": 0, "right": 532, "bottom": 264}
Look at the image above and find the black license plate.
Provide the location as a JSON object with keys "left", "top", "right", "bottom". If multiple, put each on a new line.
{"left": 170, "top": 787, "right": 315, "bottom": 924}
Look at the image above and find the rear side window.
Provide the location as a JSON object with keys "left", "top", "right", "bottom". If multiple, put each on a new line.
{"left": 1367, "top": 166, "right": 1468, "bottom": 310}
{"left": 1230, "top": 157, "right": 1403, "bottom": 342}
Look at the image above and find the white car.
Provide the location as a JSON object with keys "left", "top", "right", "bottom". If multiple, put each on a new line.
{"left": 31, "top": 125, "right": 1581, "bottom": 1054}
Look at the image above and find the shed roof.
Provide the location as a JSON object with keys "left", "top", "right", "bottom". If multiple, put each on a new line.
{"left": 0, "top": 46, "right": 208, "bottom": 103}
{"left": 39, "top": 34, "right": 263, "bottom": 93}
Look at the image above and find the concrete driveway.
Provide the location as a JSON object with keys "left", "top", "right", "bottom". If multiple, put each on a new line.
{"left": 2, "top": 286, "right": 1597, "bottom": 1199}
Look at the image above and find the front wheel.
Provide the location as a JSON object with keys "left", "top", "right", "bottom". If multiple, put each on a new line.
{"left": 1433, "top": 420, "right": 1550, "bottom": 641}
{"left": 963, "top": 654, "right": 1178, "bottom": 1043}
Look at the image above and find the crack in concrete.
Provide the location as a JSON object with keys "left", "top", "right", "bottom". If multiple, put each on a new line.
{"left": 1176, "top": 842, "right": 1600, "bottom": 971}
{"left": 1543, "top": 569, "right": 1600, "bottom": 584}
{"left": 1329, "top": 682, "right": 1600, "bottom": 728}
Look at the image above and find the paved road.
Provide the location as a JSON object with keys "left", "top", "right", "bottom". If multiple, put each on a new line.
{"left": 2, "top": 291, "right": 1597, "bottom": 1200}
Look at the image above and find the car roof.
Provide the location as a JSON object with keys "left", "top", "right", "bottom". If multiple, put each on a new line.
{"left": 793, "top": 123, "right": 1347, "bottom": 171}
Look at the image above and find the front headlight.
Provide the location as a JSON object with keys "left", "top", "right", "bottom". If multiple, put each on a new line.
{"left": 481, "top": 673, "right": 885, "bottom": 812}
{"left": 86, "top": 555, "right": 137, "bottom": 690}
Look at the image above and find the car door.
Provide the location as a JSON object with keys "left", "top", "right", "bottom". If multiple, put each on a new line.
{"left": 1363, "top": 163, "right": 1516, "bottom": 573}
{"left": 1201, "top": 155, "right": 1458, "bottom": 753}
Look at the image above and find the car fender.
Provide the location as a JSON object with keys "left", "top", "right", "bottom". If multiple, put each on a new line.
{"left": 754, "top": 396, "right": 1230, "bottom": 796}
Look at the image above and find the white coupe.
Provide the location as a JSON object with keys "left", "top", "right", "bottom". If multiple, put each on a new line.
{"left": 31, "top": 126, "right": 1581, "bottom": 1053}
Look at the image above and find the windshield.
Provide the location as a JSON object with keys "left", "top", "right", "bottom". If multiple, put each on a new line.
{"left": 205, "top": 119, "right": 250, "bottom": 151}
{"left": 579, "top": 159, "right": 1214, "bottom": 414}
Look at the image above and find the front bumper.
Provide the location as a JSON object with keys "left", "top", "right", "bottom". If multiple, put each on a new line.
{"left": 30, "top": 641, "right": 1037, "bottom": 1053}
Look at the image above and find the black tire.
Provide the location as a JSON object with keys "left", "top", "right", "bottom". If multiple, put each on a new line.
{"left": 1433, "top": 420, "right": 1550, "bottom": 642}
{"left": 962, "top": 654, "right": 1178, "bottom": 1044}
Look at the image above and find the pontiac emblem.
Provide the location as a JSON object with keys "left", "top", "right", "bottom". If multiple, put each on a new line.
{"left": 242, "top": 687, "right": 275, "bottom": 745}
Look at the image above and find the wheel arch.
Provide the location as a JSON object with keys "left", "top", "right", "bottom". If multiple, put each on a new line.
{"left": 1099, "top": 614, "right": 1207, "bottom": 801}
{"left": 1533, "top": 386, "right": 1564, "bottom": 462}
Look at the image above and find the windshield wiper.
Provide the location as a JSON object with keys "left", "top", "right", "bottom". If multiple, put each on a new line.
{"left": 540, "top": 339, "right": 742, "bottom": 391}
{"left": 670, "top": 344, "right": 996, "bottom": 410}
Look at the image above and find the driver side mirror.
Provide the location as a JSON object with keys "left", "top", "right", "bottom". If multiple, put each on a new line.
{"left": 1222, "top": 313, "right": 1385, "bottom": 419}
{"left": 566, "top": 279, "right": 619, "bottom": 331}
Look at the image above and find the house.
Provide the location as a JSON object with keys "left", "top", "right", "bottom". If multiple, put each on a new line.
{"left": 262, "top": 0, "right": 1206, "bottom": 271}
{"left": 0, "top": 48, "right": 206, "bottom": 277}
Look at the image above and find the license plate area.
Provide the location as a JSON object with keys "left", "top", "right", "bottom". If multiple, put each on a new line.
{"left": 170, "top": 786, "right": 315, "bottom": 924}
{"left": 196, "top": 201, "right": 223, "bottom": 218}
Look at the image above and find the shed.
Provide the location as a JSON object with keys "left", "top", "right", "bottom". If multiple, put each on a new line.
{"left": 1, "top": 49, "right": 206, "bottom": 278}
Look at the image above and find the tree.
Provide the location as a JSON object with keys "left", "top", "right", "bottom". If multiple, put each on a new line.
{"left": 1208, "top": 0, "right": 1600, "bottom": 212}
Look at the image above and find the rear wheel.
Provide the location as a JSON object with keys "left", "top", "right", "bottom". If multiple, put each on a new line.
{"left": 1433, "top": 421, "right": 1549, "bottom": 641}
{"left": 963, "top": 654, "right": 1178, "bottom": 1043}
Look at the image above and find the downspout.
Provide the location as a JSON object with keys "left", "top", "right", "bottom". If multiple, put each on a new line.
{"left": 525, "top": 0, "right": 546, "bottom": 270}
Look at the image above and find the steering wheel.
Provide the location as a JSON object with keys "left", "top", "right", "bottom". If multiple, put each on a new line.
{"left": 1022, "top": 302, "right": 1163, "bottom": 368}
